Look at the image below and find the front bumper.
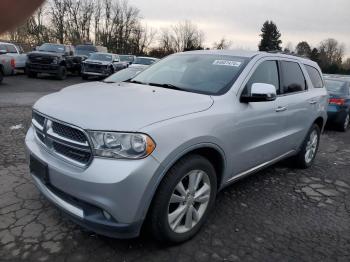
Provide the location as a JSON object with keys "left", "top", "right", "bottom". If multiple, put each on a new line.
{"left": 327, "top": 105, "right": 348, "bottom": 124}
{"left": 26, "top": 63, "right": 59, "bottom": 74}
{"left": 25, "top": 126, "right": 163, "bottom": 238}
{"left": 82, "top": 71, "right": 110, "bottom": 77}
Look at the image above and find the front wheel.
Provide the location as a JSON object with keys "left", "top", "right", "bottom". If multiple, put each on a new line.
{"left": 26, "top": 70, "right": 37, "bottom": 78}
{"left": 339, "top": 113, "right": 349, "bottom": 132}
{"left": 0, "top": 69, "right": 3, "bottom": 83}
{"left": 56, "top": 66, "right": 67, "bottom": 80}
{"left": 292, "top": 124, "right": 320, "bottom": 169}
{"left": 148, "top": 155, "right": 217, "bottom": 243}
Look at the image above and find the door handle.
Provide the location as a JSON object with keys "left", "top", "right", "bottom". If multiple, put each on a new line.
{"left": 275, "top": 106, "right": 287, "bottom": 112}
{"left": 309, "top": 100, "right": 317, "bottom": 105}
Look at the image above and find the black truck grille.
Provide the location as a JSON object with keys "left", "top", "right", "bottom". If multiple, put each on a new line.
{"left": 84, "top": 63, "right": 106, "bottom": 73}
{"left": 32, "top": 111, "right": 92, "bottom": 166}
{"left": 28, "top": 56, "right": 54, "bottom": 64}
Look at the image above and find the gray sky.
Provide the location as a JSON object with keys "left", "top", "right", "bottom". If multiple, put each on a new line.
{"left": 129, "top": 0, "right": 350, "bottom": 58}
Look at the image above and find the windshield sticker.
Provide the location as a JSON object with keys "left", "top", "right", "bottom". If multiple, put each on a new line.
{"left": 213, "top": 60, "right": 242, "bottom": 67}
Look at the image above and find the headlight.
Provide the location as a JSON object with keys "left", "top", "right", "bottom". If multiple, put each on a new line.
{"left": 52, "top": 57, "right": 59, "bottom": 64}
{"left": 89, "top": 131, "right": 156, "bottom": 159}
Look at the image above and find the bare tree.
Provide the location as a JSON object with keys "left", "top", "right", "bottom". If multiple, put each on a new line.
{"left": 172, "top": 20, "right": 204, "bottom": 52}
{"left": 131, "top": 23, "right": 156, "bottom": 55}
{"left": 158, "top": 28, "right": 175, "bottom": 54}
{"left": 213, "top": 37, "right": 232, "bottom": 50}
{"left": 65, "top": 0, "right": 94, "bottom": 44}
{"left": 295, "top": 41, "right": 311, "bottom": 57}
{"left": 50, "top": 0, "right": 69, "bottom": 43}
{"left": 318, "top": 38, "right": 345, "bottom": 68}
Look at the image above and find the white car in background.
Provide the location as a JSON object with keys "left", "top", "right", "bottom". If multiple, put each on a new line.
{"left": 0, "top": 42, "right": 27, "bottom": 70}
{"left": 0, "top": 50, "right": 16, "bottom": 82}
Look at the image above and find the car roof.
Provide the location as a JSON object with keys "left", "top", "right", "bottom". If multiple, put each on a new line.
{"left": 92, "top": 52, "right": 115, "bottom": 55}
{"left": 136, "top": 56, "right": 158, "bottom": 60}
{"left": 0, "top": 42, "right": 15, "bottom": 46}
{"left": 324, "top": 77, "right": 350, "bottom": 83}
{"left": 177, "top": 49, "right": 319, "bottom": 68}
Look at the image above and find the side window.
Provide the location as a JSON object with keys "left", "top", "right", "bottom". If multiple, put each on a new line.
{"left": 245, "top": 60, "right": 280, "bottom": 94}
{"left": 281, "top": 61, "right": 306, "bottom": 94}
{"left": 5, "top": 44, "right": 17, "bottom": 53}
{"left": 305, "top": 65, "right": 323, "bottom": 88}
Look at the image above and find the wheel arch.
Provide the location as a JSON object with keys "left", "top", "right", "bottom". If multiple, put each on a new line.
{"left": 314, "top": 116, "right": 325, "bottom": 132}
{"left": 139, "top": 143, "right": 227, "bottom": 224}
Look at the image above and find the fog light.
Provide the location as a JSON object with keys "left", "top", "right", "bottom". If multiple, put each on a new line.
{"left": 103, "top": 210, "right": 112, "bottom": 220}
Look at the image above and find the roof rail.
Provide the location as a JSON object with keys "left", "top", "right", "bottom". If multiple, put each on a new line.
{"left": 265, "top": 50, "right": 311, "bottom": 60}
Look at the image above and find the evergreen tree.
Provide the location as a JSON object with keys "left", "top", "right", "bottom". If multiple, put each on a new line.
{"left": 258, "top": 20, "right": 282, "bottom": 51}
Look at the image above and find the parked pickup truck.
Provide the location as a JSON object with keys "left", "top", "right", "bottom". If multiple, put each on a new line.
{"left": 0, "top": 50, "right": 16, "bottom": 82}
{"left": 26, "top": 43, "right": 81, "bottom": 80}
{"left": 0, "top": 42, "right": 27, "bottom": 70}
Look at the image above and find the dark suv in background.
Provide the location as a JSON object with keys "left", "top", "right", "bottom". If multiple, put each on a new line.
{"left": 26, "top": 43, "right": 81, "bottom": 80}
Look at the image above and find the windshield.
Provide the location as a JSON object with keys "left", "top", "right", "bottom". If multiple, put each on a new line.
{"left": 38, "top": 43, "right": 65, "bottom": 53}
{"left": 132, "top": 54, "right": 248, "bottom": 95}
{"left": 88, "top": 53, "right": 113, "bottom": 62}
{"left": 134, "top": 57, "right": 156, "bottom": 65}
{"left": 75, "top": 45, "right": 97, "bottom": 56}
{"left": 104, "top": 68, "right": 143, "bottom": 83}
{"left": 120, "top": 55, "right": 135, "bottom": 62}
{"left": 325, "top": 80, "right": 348, "bottom": 95}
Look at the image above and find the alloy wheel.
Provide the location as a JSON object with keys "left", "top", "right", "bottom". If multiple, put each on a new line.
{"left": 167, "top": 170, "right": 211, "bottom": 234}
{"left": 344, "top": 114, "right": 349, "bottom": 130}
{"left": 305, "top": 130, "right": 318, "bottom": 164}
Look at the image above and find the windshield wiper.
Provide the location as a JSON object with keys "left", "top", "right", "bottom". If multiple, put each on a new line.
{"left": 148, "top": 83, "right": 184, "bottom": 91}
{"left": 124, "top": 79, "right": 148, "bottom": 85}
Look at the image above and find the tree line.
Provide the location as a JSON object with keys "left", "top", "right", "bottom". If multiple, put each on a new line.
{"left": 1, "top": 0, "right": 348, "bottom": 74}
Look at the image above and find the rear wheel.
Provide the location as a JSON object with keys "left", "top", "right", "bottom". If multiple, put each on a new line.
{"left": 339, "top": 113, "right": 350, "bottom": 132}
{"left": 82, "top": 74, "right": 89, "bottom": 80}
{"left": 0, "top": 69, "right": 3, "bottom": 83}
{"left": 56, "top": 66, "right": 67, "bottom": 80}
{"left": 292, "top": 124, "right": 320, "bottom": 169}
{"left": 148, "top": 155, "right": 217, "bottom": 243}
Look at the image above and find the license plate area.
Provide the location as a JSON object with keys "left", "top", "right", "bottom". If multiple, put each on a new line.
{"left": 30, "top": 155, "right": 50, "bottom": 184}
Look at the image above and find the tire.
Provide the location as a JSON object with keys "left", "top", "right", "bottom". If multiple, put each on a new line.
{"left": 109, "top": 66, "right": 114, "bottom": 76}
{"left": 148, "top": 154, "right": 217, "bottom": 243}
{"left": 292, "top": 124, "right": 321, "bottom": 169}
{"left": 82, "top": 74, "right": 88, "bottom": 80}
{"left": 27, "top": 70, "right": 37, "bottom": 78}
{"left": 0, "top": 69, "right": 3, "bottom": 83}
{"left": 339, "top": 113, "right": 349, "bottom": 132}
{"left": 56, "top": 66, "right": 67, "bottom": 80}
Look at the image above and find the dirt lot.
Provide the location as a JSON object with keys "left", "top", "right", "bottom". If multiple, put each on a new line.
{"left": 0, "top": 75, "right": 350, "bottom": 262}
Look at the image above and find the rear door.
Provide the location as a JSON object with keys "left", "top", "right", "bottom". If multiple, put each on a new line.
{"left": 275, "top": 60, "right": 319, "bottom": 150}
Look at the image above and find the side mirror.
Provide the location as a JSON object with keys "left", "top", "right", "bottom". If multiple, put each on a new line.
{"left": 0, "top": 49, "right": 7, "bottom": 55}
{"left": 241, "top": 83, "right": 277, "bottom": 103}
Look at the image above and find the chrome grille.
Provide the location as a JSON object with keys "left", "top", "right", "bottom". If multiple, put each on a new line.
{"left": 32, "top": 111, "right": 92, "bottom": 167}
{"left": 52, "top": 122, "right": 87, "bottom": 143}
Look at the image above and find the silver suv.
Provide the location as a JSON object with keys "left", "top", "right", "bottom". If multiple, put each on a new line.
{"left": 26, "top": 50, "right": 328, "bottom": 243}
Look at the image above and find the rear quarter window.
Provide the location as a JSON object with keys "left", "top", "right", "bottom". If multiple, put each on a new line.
{"left": 305, "top": 65, "right": 324, "bottom": 88}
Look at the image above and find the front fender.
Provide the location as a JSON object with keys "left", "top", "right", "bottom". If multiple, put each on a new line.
{"left": 135, "top": 139, "right": 226, "bottom": 222}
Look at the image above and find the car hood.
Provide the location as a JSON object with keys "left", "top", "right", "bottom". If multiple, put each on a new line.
{"left": 33, "top": 82, "right": 214, "bottom": 131}
{"left": 28, "top": 51, "right": 62, "bottom": 58}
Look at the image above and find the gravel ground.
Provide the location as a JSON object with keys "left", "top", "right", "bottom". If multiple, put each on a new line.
{"left": 0, "top": 76, "right": 350, "bottom": 262}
